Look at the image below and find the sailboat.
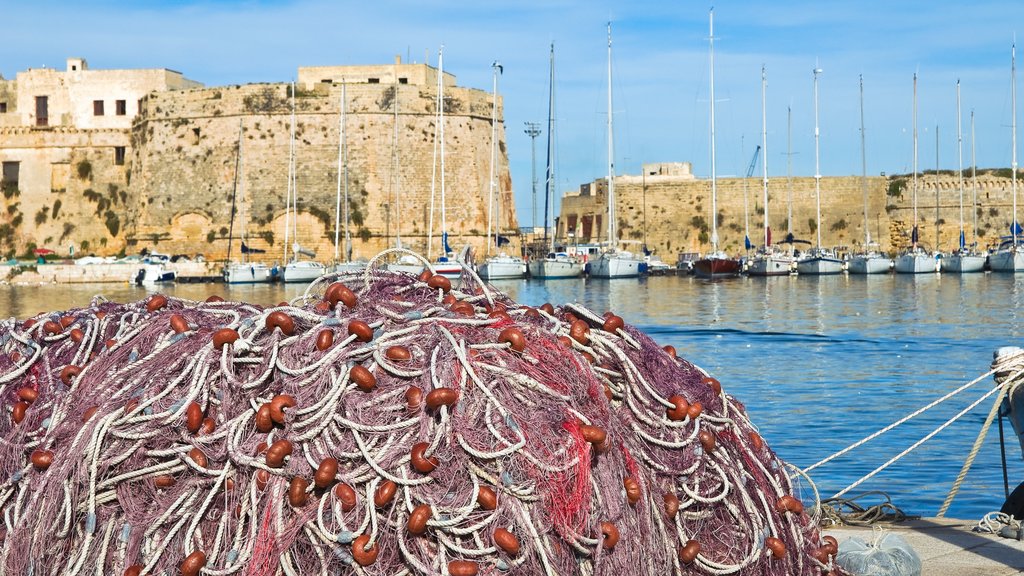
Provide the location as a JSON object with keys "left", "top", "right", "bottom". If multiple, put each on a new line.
{"left": 527, "top": 43, "right": 584, "bottom": 280}
{"left": 895, "top": 73, "right": 939, "bottom": 274}
{"left": 589, "top": 23, "right": 643, "bottom": 279}
{"left": 427, "top": 47, "right": 464, "bottom": 279}
{"left": 796, "top": 66, "right": 844, "bottom": 275}
{"left": 941, "top": 80, "right": 987, "bottom": 273}
{"left": 848, "top": 75, "right": 893, "bottom": 274}
{"left": 332, "top": 82, "right": 366, "bottom": 275}
{"left": 693, "top": 9, "right": 741, "bottom": 279}
{"left": 282, "top": 81, "right": 327, "bottom": 283}
{"left": 990, "top": 42, "right": 1024, "bottom": 272}
{"left": 478, "top": 61, "right": 526, "bottom": 280}
{"left": 223, "top": 118, "right": 274, "bottom": 284}
{"left": 748, "top": 66, "right": 795, "bottom": 276}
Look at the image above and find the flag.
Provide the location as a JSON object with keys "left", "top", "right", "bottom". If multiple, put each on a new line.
{"left": 442, "top": 232, "right": 453, "bottom": 255}
{"left": 744, "top": 235, "right": 752, "bottom": 250}
{"left": 1013, "top": 221, "right": 1023, "bottom": 236}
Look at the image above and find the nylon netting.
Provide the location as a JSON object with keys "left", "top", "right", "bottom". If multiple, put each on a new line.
{"left": 0, "top": 265, "right": 837, "bottom": 575}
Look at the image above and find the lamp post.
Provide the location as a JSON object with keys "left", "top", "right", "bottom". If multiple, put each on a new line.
{"left": 524, "top": 122, "right": 542, "bottom": 237}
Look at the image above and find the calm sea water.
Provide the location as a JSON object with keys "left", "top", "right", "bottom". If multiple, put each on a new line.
{"left": 2, "top": 273, "right": 1023, "bottom": 520}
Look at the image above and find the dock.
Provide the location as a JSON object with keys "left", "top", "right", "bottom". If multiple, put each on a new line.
{"left": 824, "top": 517, "right": 1024, "bottom": 575}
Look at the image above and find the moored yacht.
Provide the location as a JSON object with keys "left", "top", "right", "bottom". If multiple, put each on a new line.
{"left": 528, "top": 252, "right": 583, "bottom": 279}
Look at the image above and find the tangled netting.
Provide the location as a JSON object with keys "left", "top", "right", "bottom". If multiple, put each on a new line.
{"left": 0, "top": 264, "right": 838, "bottom": 576}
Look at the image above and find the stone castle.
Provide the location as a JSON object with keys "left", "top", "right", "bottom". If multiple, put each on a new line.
{"left": 0, "top": 57, "right": 516, "bottom": 263}
{"left": 0, "top": 57, "right": 1021, "bottom": 266}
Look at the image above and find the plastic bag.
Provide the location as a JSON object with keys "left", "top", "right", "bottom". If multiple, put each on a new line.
{"left": 835, "top": 531, "right": 921, "bottom": 576}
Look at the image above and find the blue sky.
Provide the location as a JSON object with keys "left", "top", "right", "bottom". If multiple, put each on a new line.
{"left": 4, "top": 1, "right": 1024, "bottom": 227}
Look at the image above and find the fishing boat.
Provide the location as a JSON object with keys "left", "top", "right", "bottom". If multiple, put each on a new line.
{"left": 282, "top": 82, "right": 327, "bottom": 283}
{"left": 590, "top": 23, "right": 643, "bottom": 279}
{"left": 223, "top": 118, "right": 274, "bottom": 284}
{"left": 693, "top": 10, "right": 741, "bottom": 280}
{"left": 941, "top": 80, "right": 987, "bottom": 273}
{"left": 134, "top": 255, "right": 176, "bottom": 286}
{"left": 796, "top": 66, "right": 844, "bottom": 276}
{"left": 895, "top": 74, "right": 939, "bottom": 274}
{"left": 332, "top": 82, "right": 366, "bottom": 275}
{"left": 990, "top": 43, "right": 1024, "bottom": 273}
{"left": 748, "top": 66, "right": 795, "bottom": 277}
{"left": 848, "top": 76, "right": 893, "bottom": 275}
{"left": 478, "top": 61, "right": 526, "bottom": 281}
{"left": 528, "top": 44, "right": 584, "bottom": 280}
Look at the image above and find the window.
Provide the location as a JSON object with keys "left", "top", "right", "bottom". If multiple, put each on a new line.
{"left": 93, "top": 100, "right": 104, "bottom": 116}
{"left": 116, "top": 100, "right": 126, "bottom": 115}
{"left": 0, "top": 102, "right": 6, "bottom": 113}
{"left": 1, "top": 162, "right": 19, "bottom": 195}
{"left": 368, "top": 78, "right": 380, "bottom": 84}
{"left": 114, "top": 147, "right": 126, "bottom": 166}
{"left": 321, "top": 79, "right": 333, "bottom": 84}
{"left": 398, "top": 78, "right": 408, "bottom": 85}
{"left": 35, "top": 96, "right": 48, "bottom": 126}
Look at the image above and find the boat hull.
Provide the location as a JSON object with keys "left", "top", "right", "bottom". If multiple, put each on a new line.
{"left": 693, "top": 257, "right": 741, "bottom": 279}
{"left": 332, "top": 262, "right": 367, "bottom": 275}
{"left": 795, "top": 257, "right": 844, "bottom": 275}
{"left": 528, "top": 259, "right": 583, "bottom": 279}
{"left": 134, "top": 264, "right": 177, "bottom": 285}
{"left": 848, "top": 256, "right": 892, "bottom": 275}
{"left": 224, "top": 263, "right": 273, "bottom": 284}
{"left": 589, "top": 254, "right": 642, "bottom": 278}
{"left": 990, "top": 248, "right": 1024, "bottom": 272}
{"left": 894, "top": 254, "right": 937, "bottom": 274}
{"left": 282, "top": 262, "right": 327, "bottom": 283}
{"left": 747, "top": 256, "right": 794, "bottom": 276}
{"left": 940, "top": 254, "right": 987, "bottom": 273}
{"left": 479, "top": 257, "right": 527, "bottom": 280}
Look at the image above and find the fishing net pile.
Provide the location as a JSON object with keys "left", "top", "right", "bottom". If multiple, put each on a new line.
{"left": 0, "top": 265, "right": 836, "bottom": 575}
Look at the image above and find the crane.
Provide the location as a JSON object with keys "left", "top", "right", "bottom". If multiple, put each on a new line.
{"left": 743, "top": 144, "right": 762, "bottom": 250}
{"left": 746, "top": 144, "right": 762, "bottom": 178}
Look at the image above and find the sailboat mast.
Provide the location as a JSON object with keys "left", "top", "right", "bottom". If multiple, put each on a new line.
{"left": 957, "top": 80, "right": 965, "bottom": 250}
{"left": 285, "top": 82, "right": 295, "bottom": 262}
{"left": 343, "top": 83, "right": 352, "bottom": 262}
{"left": 428, "top": 50, "right": 441, "bottom": 259}
{"left": 912, "top": 73, "right": 919, "bottom": 249}
{"left": 971, "top": 110, "right": 979, "bottom": 245}
{"left": 1013, "top": 42, "right": 1019, "bottom": 247}
{"left": 440, "top": 47, "right": 448, "bottom": 255}
{"left": 607, "top": 22, "right": 616, "bottom": 247}
{"left": 935, "top": 125, "right": 940, "bottom": 250}
{"left": 813, "top": 66, "right": 823, "bottom": 250}
{"left": 544, "top": 43, "right": 556, "bottom": 250}
{"left": 709, "top": 9, "right": 719, "bottom": 254}
{"left": 787, "top": 105, "right": 793, "bottom": 235}
{"left": 334, "top": 83, "right": 344, "bottom": 263}
{"left": 227, "top": 118, "right": 243, "bottom": 263}
{"left": 392, "top": 69, "right": 402, "bottom": 248}
{"left": 487, "top": 62, "right": 500, "bottom": 256}
{"left": 761, "top": 66, "right": 769, "bottom": 248}
{"left": 859, "top": 75, "right": 870, "bottom": 246}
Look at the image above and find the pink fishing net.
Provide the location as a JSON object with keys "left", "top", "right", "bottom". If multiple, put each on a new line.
{"left": 0, "top": 266, "right": 836, "bottom": 575}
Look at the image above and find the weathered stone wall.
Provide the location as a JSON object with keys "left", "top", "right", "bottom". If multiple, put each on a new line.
{"left": 559, "top": 171, "right": 1022, "bottom": 258}
{"left": 127, "top": 80, "right": 517, "bottom": 263}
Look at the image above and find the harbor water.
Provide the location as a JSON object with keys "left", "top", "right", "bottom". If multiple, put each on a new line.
{"left": 2, "top": 272, "right": 1022, "bottom": 521}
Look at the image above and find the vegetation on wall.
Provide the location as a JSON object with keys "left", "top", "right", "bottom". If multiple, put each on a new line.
{"left": 76, "top": 159, "right": 93, "bottom": 180}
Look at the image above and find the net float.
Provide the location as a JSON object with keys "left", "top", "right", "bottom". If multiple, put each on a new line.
{"left": 442, "top": 293, "right": 457, "bottom": 306}
{"left": 405, "top": 387, "right": 423, "bottom": 410}
{"left": 493, "top": 528, "right": 520, "bottom": 556}
{"left": 265, "top": 439, "right": 293, "bottom": 468}
{"left": 448, "top": 560, "right": 479, "bottom": 576}
{"left": 477, "top": 486, "right": 497, "bottom": 510}
{"left": 525, "top": 307, "right": 541, "bottom": 318}
{"left": 334, "top": 483, "right": 357, "bottom": 511}
{"left": 580, "top": 424, "right": 607, "bottom": 446}
{"left": 154, "top": 475, "right": 176, "bottom": 489}
{"left": 205, "top": 295, "right": 224, "bottom": 303}
{"left": 211, "top": 328, "right": 239, "bottom": 350}
{"left": 664, "top": 493, "right": 680, "bottom": 519}
{"left": 16, "top": 387, "right": 38, "bottom": 403}
{"left": 497, "top": 327, "right": 526, "bottom": 353}
{"left": 145, "top": 295, "right": 167, "bottom": 313}
{"left": 188, "top": 447, "right": 208, "bottom": 469}
{"left": 776, "top": 495, "right": 804, "bottom": 515}
{"left": 179, "top": 550, "right": 206, "bottom": 576}
{"left": 170, "top": 314, "right": 189, "bottom": 334}
{"left": 350, "top": 365, "right": 376, "bottom": 392}
{"left": 351, "top": 534, "right": 379, "bottom": 566}
{"left": 557, "top": 335, "right": 573, "bottom": 348}
{"left": 69, "top": 328, "right": 84, "bottom": 343}
{"left": 569, "top": 319, "right": 590, "bottom": 344}
{"left": 666, "top": 395, "right": 689, "bottom": 421}
{"left": 624, "top": 477, "right": 641, "bottom": 505}
{"left": 255, "top": 469, "right": 271, "bottom": 491}
{"left": 288, "top": 477, "right": 308, "bottom": 507}
{"left": 426, "top": 274, "right": 452, "bottom": 292}
{"left": 663, "top": 344, "right": 677, "bottom": 358}
{"left": 385, "top": 345, "right": 411, "bottom": 361}
{"left": 268, "top": 394, "right": 296, "bottom": 425}
{"left": 265, "top": 311, "right": 295, "bottom": 336}
{"left": 30, "top": 449, "right": 53, "bottom": 471}
{"left": 254, "top": 404, "right": 273, "bottom": 432}
{"left": 765, "top": 537, "right": 786, "bottom": 558}
{"left": 488, "top": 310, "right": 511, "bottom": 320}
{"left": 600, "top": 521, "right": 619, "bottom": 549}
{"left": 43, "top": 321, "right": 62, "bottom": 335}
{"left": 702, "top": 376, "right": 722, "bottom": 394}
{"left": 315, "top": 329, "right": 334, "bottom": 351}
{"left": 417, "top": 269, "right": 433, "bottom": 282}
{"left": 12, "top": 401, "right": 28, "bottom": 424}
{"left": 124, "top": 565, "right": 142, "bottom": 576}
{"left": 81, "top": 405, "right": 98, "bottom": 423}
{"left": 199, "top": 417, "right": 215, "bottom": 435}
{"left": 410, "top": 442, "right": 439, "bottom": 473}
{"left": 699, "top": 429, "right": 716, "bottom": 453}
{"left": 407, "top": 503, "right": 432, "bottom": 535}
{"left": 680, "top": 539, "right": 701, "bottom": 564}
{"left": 59, "top": 315, "right": 75, "bottom": 329}
{"left": 314, "top": 457, "right": 338, "bottom": 489}
{"left": 749, "top": 431, "right": 764, "bottom": 451}
{"left": 348, "top": 319, "right": 373, "bottom": 342}
{"left": 60, "top": 365, "right": 81, "bottom": 384}
{"left": 425, "top": 388, "right": 458, "bottom": 412}
{"left": 374, "top": 480, "right": 397, "bottom": 507}
{"left": 325, "top": 282, "right": 357, "bottom": 308}
{"left": 450, "top": 301, "right": 475, "bottom": 316}
{"left": 822, "top": 535, "right": 838, "bottom": 555}
{"left": 687, "top": 401, "right": 703, "bottom": 420}
{"left": 602, "top": 314, "right": 624, "bottom": 333}
{"left": 185, "top": 402, "right": 203, "bottom": 434}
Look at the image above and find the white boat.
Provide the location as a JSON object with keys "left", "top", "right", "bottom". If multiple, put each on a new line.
{"left": 479, "top": 62, "right": 526, "bottom": 281}
{"left": 796, "top": 67, "right": 841, "bottom": 276}
{"left": 332, "top": 261, "right": 367, "bottom": 275}
{"left": 692, "top": 10, "right": 741, "bottom": 280}
{"left": 282, "top": 259, "right": 326, "bottom": 283}
{"left": 479, "top": 253, "right": 527, "bottom": 280}
{"left": 644, "top": 255, "right": 672, "bottom": 275}
{"left": 848, "top": 76, "right": 893, "bottom": 275}
{"left": 992, "top": 43, "right": 1023, "bottom": 273}
{"left": 281, "top": 81, "right": 326, "bottom": 283}
{"left": 134, "top": 263, "right": 176, "bottom": 285}
{"left": 589, "top": 23, "right": 643, "bottom": 280}
{"left": 528, "top": 252, "right": 583, "bottom": 279}
{"left": 223, "top": 118, "right": 274, "bottom": 284}
{"left": 747, "top": 66, "right": 795, "bottom": 278}
{"left": 941, "top": 80, "right": 987, "bottom": 274}
{"left": 895, "top": 74, "right": 938, "bottom": 275}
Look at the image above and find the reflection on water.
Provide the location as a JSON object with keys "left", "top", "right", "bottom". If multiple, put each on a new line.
{"left": 3, "top": 273, "right": 1024, "bottom": 519}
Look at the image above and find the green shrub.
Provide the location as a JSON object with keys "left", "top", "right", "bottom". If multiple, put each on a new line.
{"left": 76, "top": 159, "right": 92, "bottom": 180}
